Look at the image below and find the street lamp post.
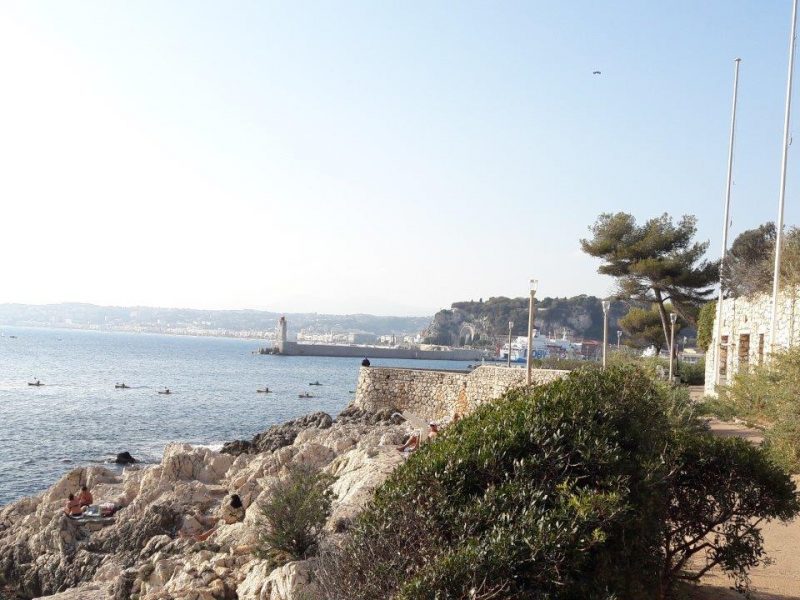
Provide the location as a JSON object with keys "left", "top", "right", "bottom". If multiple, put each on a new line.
{"left": 507, "top": 321, "right": 514, "bottom": 368}
{"left": 616, "top": 330, "right": 622, "bottom": 350}
{"left": 526, "top": 279, "right": 538, "bottom": 385}
{"left": 601, "top": 300, "right": 611, "bottom": 369}
{"left": 669, "top": 313, "right": 678, "bottom": 382}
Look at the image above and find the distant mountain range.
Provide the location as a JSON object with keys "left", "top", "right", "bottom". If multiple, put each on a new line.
{"left": 0, "top": 303, "right": 432, "bottom": 339}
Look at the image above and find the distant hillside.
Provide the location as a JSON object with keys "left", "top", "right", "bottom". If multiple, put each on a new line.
{"left": 422, "top": 296, "right": 628, "bottom": 346}
{"left": 0, "top": 303, "right": 431, "bottom": 338}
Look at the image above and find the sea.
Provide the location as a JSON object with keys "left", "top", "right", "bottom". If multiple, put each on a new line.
{"left": 0, "top": 326, "right": 472, "bottom": 507}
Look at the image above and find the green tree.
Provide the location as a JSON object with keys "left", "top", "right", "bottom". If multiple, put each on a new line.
{"left": 721, "top": 222, "right": 800, "bottom": 298}
{"left": 720, "top": 223, "right": 776, "bottom": 298}
{"left": 581, "top": 212, "right": 718, "bottom": 349}
{"left": 696, "top": 300, "right": 717, "bottom": 350}
{"left": 619, "top": 305, "right": 668, "bottom": 353}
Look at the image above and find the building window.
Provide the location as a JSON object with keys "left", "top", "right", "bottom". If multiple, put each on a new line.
{"left": 739, "top": 334, "right": 750, "bottom": 371}
{"left": 758, "top": 334, "right": 765, "bottom": 366}
{"left": 719, "top": 336, "right": 728, "bottom": 378}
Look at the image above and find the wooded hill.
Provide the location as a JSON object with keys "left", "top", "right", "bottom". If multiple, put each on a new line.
{"left": 422, "top": 295, "right": 628, "bottom": 346}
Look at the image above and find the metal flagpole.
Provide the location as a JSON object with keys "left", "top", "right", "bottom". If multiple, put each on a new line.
{"left": 714, "top": 58, "right": 742, "bottom": 387}
{"left": 770, "top": 0, "right": 799, "bottom": 354}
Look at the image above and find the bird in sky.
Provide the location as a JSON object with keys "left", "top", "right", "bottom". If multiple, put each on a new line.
{"left": 592, "top": 70, "right": 601, "bottom": 75}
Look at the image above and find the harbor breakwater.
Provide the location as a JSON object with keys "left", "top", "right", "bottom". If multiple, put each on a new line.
{"left": 353, "top": 365, "right": 569, "bottom": 422}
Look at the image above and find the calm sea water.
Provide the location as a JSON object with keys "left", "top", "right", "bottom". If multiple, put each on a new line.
{"left": 0, "top": 326, "right": 472, "bottom": 506}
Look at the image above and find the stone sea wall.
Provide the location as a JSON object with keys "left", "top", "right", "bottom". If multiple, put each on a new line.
{"left": 704, "top": 287, "right": 800, "bottom": 396}
{"left": 353, "top": 365, "right": 569, "bottom": 422}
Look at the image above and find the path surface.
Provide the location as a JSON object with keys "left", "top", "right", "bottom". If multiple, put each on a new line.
{"left": 693, "top": 416, "right": 800, "bottom": 599}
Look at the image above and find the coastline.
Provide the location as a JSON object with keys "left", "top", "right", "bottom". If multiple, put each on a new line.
{"left": 0, "top": 404, "right": 408, "bottom": 599}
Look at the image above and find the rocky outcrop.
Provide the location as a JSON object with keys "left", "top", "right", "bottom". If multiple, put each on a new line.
{"left": 221, "top": 412, "right": 333, "bottom": 456}
{"left": 0, "top": 407, "right": 410, "bottom": 600}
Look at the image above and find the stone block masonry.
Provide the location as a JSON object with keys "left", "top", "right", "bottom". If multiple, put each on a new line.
{"left": 353, "top": 365, "right": 569, "bottom": 422}
{"left": 704, "top": 287, "right": 800, "bottom": 397}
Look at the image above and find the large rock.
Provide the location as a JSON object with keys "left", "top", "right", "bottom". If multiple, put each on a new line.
{"left": 221, "top": 412, "right": 333, "bottom": 456}
{"left": 115, "top": 452, "right": 136, "bottom": 465}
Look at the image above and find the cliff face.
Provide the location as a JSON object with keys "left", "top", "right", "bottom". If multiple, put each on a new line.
{"left": 422, "top": 296, "right": 628, "bottom": 346}
{"left": 0, "top": 408, "right": 408, "bottom": 600}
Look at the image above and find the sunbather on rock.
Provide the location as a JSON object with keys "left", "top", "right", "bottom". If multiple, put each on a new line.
{"left": 397, "top": 432, "right": 420, "bottom": 453}
{"left": 77, "top": 485, "right": 93, "bottom": 508}
{"left": 220, "top": 493, "right": 245, "bottom": 524}
{"left": 64, "top": 493, "right": 82, "bottom": 517}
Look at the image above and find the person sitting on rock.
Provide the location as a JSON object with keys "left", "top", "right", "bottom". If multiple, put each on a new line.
{"left": 397, "top": 432, "right": 420, "bottom": 454}
{"left": 64, "top": 493, "right": 82, "bottom": 517}
{"left": 220, "top": 493, "right": 246, "bottom": 524}
{"left": 428, "top": 422, "right": 439, "bottom": 440}
{"left": 77, "top": 485, "right": 93, "bottom": 509}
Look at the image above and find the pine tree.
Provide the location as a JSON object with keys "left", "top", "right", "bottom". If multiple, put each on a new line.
{"left": 581, "top": 213, "right": 718, "bottom": 349}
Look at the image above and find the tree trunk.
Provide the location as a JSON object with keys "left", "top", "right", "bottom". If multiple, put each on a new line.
{"left": 653, "top": 289, "right": 671, "bottom": 350}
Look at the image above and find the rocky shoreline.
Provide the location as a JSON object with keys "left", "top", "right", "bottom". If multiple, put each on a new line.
{"left": 0, "top": 405, "right": 408, "bottom": 599}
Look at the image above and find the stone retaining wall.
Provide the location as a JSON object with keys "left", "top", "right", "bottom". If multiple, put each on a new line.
{"left": 353, "top": 365, "right": 569, "bottom": 422}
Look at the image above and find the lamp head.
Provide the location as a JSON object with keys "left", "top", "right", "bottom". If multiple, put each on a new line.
{"left": 670, "top": 312, "right": 678, "bottom": 324}
{"left": 529, "top": 279, "right": 538, "bottom": 294}
{"left": 601, "top": 300, "right": 610, "bottom": 313}
{"left": 508, "top": 321, "right": 514, "bottom": 329}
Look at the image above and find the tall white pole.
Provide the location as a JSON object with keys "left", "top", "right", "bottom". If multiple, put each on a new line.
{"left": 770, "top": 0, "right": 799, "bottom": 353}
{"left": 526, "top": 292, "right": 535, "bottom": 384}
{"left": 602, "top": 312, "right": 608, "bottom": 369}
{"left": 669, "top": 316, "right": 677, "bottom": 383}
{"left": 714, "top": 58, "right": 742, "bottom": 387}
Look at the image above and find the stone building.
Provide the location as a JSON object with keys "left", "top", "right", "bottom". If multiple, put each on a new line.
{"left": 704, "top": 286, "right": 800, "bottom": 396}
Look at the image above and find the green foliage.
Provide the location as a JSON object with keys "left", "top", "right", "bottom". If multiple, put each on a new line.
{"left": 318, "top": 367, "right": 798, "bottom": 599}
{"left": 619, "top": 305, "right": 668, "bottom": 353}
{"left": 721, "top": 223, "right": 777, "bottom": 298}
{"left": 696, "top": 300, "right": 716, "bottom": 351}
{"left": 721, "top": 222, "right": 800, "bottom": 298}
{"left": 694, "top": 395, "right": 739, "bottom": 421}
{"left": 677, "top": 358, "right": 705, "bottom": 385}
{"left": 662, "top": 433, "right": 799, "bottom": 592}
{"left": 581, "top": 212, "right": 718, "bottom": 348}
{"left": 717, "top": 346, "right": 800, "bottom": 471}
{"left": 258, "top": 464, "right": 335, "bottom": 563}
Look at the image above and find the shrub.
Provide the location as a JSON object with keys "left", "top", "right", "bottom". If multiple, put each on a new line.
{"left": 662, "top": 433, "right": 798, "bottom": 594}
{"left": 258, "top": 464, "right": 335, "bottom": 563}
{"left": 717, "top": 346, "right": 800, "bottom": 471}
{"left": 317, "top": 366, "right": 799, "bottom": 600}
{"left": 320, "top": 367, "right": 672, "bottom": 599}
{"left": 677, "top": 358, "right": 705, "bottom": 385}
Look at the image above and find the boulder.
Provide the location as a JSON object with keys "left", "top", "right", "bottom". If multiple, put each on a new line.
{"left": 115, "top": 452, "right": 136, "bottom": 465}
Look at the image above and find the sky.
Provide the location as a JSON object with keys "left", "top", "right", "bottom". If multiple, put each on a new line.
{"left": 2, "top": 1, "right": 800, "bottom": 316}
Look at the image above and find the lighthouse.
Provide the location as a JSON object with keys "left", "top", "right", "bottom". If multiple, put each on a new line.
{"left": 276, "top": 316, "right": 287, "bottom": 354}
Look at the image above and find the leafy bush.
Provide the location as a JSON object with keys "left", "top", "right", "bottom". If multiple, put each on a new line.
{"left": 258, "top": 464, "right": 335, "bottom": 563}
{"left": 318, "top": 366, "right": 798, "bottom": 599}
{"left": 662, "top": 433, "right": 798, "bottom": 593}
{"left": 677, "top": 358, "right": 705, "bottom": 385}
{"left": 717, "top": 346, "right": 800, "bottom": 471}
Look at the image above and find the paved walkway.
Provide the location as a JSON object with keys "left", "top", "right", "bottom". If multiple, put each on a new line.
{"left": 693, "top": 418, "right": 800, "bottom": 599}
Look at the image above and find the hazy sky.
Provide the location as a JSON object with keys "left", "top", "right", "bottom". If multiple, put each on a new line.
{"left": 2, "top": 1, "right": 800, "bottom": 316}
